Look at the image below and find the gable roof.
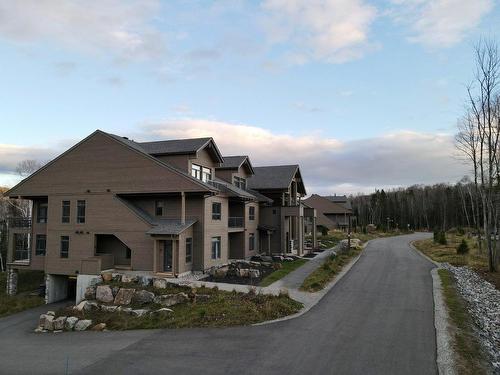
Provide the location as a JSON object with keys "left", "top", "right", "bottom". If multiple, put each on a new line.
{"left": 136, "top": 137, "right": 224, "bottom": 163}
{"left": 323, "top": 195, "right": 352, "bottom": 210}
{"left": 216, "top": 155, "right": 255, "bottom": 174}
{"left": 247, "top": 165, "right": 306, "bottom": 194}
{"left": 303, "top": 194, "right": 352, "bottom": 215}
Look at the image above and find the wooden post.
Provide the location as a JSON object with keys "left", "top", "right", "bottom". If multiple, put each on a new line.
{"left": 153, "top": 239, "right": 158, "bottom": 274}
{"left": 181, "top": 192, "right": 186, "bottom": 225}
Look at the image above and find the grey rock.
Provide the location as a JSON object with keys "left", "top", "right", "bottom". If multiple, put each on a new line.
{"left": 74, "top": 301, "right": 88, "bottom": 311}
{"left": 238, "top": 268, "right": 250, "bottom": 278}
{"left": 111, "top": 286, "right": 120, "bottom": 297}
{"left": 43, "top": 315, "right": 54, "bottom": 331}
{"left": 91, "top": 323, "right": 107, "bottom": 331}
{"left": 53, "top": 316, "right": 67, "bottom": 331}
{"left": 121, "top": 274, "right": 136, "bottom": 283}
{"left": 249, "top": 269, "right": 260, "bottom": 278}
{"left": 65, "top": 316, "right": 79, "bottom": 331}
{"left": 151, "top": 307, "right": 173, "bottom": 316}
{"left": 116, "top": 306, "right": 133, "bottom": 314}
{"left": 74, "top": 319, "right": 93, "bottom": 331}
{"left": 132, "top": 290, "right": 155, "bottom": 305}
{"left": 84, "top": 286, "right": 96, "bottom": 300}
{"left": 38, "top": 314, "right": 50, "bottom": 328}
{"left": 96, "top": 285, "right": 114, "bottom": 303}
{"left": 153, "top": 278, "right": 167, "bottom": 289}
{"left": 46, "top": 311, "right": 55, "bottom": 316}
{"left": 101, "top": 272, "right": 113, "bottom": 282}
{"left": 131, "top": 309, "right": 149, "bottom": 317}
{"left": 100, "top": 305, "right": 118, "bottom": 313}
{"left": 153, "top": 292, "right": 189, "bottom": 307}
{"left": 139, "top": 276, "right": 153, "bottom": 287}
{"left": 83, "top": 301, "right": 99, "bottom": 312}
{"left": 113, "top": 288, "right": 135, "bottom": 305}
{"left": 34, "top": 327, "right": 44, "bottom": 333}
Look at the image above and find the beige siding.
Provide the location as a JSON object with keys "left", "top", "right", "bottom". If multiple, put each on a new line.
{"left": 203, "top": 195, "right": 229, "bottom": 269}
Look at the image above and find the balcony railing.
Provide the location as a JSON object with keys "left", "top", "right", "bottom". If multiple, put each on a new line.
{"left": 8, "top": 218, "right": 32, "bottom": 228}
{"left": 228, "top": 217, "right": 244, "bottom": 228}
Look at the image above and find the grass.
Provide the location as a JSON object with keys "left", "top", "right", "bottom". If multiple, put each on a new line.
{"left": 57, "top": 285, "right": 302, "bottom": 330}
{"left": 438, "top": 269, "right": 487, "bottom": 374}
{"left": 259, "top": 259, "right": 308, "bottom": 287}
{"left": 413, "top": 233, "right": 500, "bottom": 290}
{"left": 317, "top": 230, "right": 412, "bottom": 249}
{"left": 0, "top": 270, "right": 45, "bottom": 318}
{"left": 300, "top": 248, "right": 362, "bottom": 292}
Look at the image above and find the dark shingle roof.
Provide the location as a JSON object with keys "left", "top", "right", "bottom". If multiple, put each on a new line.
{"left": 247, "top": 165, "right": 306, "bottom": 194}
{"left": 323, "top": 195, "right": 352, "bottom": 210}
{"left": 146, "top": 219, "right": 197, "bottom": 235}
{"left": 138, "top": 138, "right": 212, "bottom": 155}
{"left": 217, "top": 155, "right": 246, "bottom": 169}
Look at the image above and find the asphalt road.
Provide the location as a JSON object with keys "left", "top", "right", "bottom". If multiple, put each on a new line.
{"left": 0, "top": 233, "right": 437, "bottom": 375}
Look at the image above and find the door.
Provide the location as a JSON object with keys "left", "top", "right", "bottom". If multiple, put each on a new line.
{"left": 163, "top": 240, "right": 173, "bottom": 272}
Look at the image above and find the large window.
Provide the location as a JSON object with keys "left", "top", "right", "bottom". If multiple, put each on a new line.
{"left": 37, "top": 203, "right": 48, "bottom": 223}
{"left": 61, "top": 201, "right": 70, "bottom": 223}
{"left": 60, "top": 236, "right": 69, "bottom": 258}
{"left": 14, "top": 233, "right": 30, "bottom": 261}
{"left": 212, "top": 202, "right": 221, "bottom": 220}
{"left": 185, "top": 237, "right": 193, "bottom": 263}
{"left": 191, "top": 164, "right": 201, "bottom": 180}
{"left": 249, "top": 206, "right": 255, "bottom": 220}
{"left": 211, "top": 236, "right": 221, "bottom": 259}
{"left": 202, "top": 167, "right": 212, "bottom": 182}
{"left": 35, "top": 234, "right": 46, "bottom": 256}
{"left": 234, "top": 176, "right": 246, "bottom": 189}
{"left": 249, "top": 233, "right": 255, "bottom": 251}
{"left": 155, "top": 200, "right": 164, "bottom": 216}
{"left": 76, "top": 200, "right": 86, "bottom": 224}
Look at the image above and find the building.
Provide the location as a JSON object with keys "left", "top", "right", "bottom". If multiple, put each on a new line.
{"left": 4, "top": 130, "right": 316, "bottom": 302}
{"left": 303, "top": 194, "right": 353, "bottom": 232}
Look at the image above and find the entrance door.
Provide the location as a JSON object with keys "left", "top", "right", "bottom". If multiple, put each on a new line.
{"left": 163, "top": 240, "right": 173, "bottom": 272}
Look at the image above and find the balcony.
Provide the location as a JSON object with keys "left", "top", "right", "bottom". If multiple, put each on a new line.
{"left": 8, "top": 218, "right": 32, "bottom": 228}
{"left": 228, "top": 217, "right": 244, "bottom": 229}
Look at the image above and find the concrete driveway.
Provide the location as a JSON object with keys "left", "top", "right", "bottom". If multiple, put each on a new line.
{"left": 0, "top": 233, "right": 436, "bottom": 375}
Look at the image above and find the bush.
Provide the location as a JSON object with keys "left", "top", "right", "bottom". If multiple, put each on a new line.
{"left": 457, "top": 239, "right": 469, "bottom": 255}
{"left": 433, "top": 230, "right": 439, "bottom": 243}
{"left": 438, "top": 231, "right": 447, "bottom": 245}
{"left": 318, "top": 225, "right": 329, "bottom": 236}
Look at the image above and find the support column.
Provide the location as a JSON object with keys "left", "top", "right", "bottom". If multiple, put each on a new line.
{"left": 181, "top": 192, "right": 185, "bottom": 225}
{"left": 312, "top": 216, "right": 317, "bottom": 249}
{"left": 153, "top": 239, "right": 158, "bottom": 274}
{"left": 6, "top": 267, "right": 18, "bottom": 296}
{"left": 267, "top": 232, "right": 271, "bottom": 256}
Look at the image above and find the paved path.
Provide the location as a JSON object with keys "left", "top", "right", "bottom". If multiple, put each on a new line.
{"left": 0, "top": 233, "right": 436, "bottom": 375}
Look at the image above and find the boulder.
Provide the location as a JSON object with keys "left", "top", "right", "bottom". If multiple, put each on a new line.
{"left": 34, "top": 327, "right": 44, "bottom": 333}
{"left": 261, "top": 256, "right": 273, "bottom": 262}
{"left": 74, "top": 319, "right": 93, "bottom": 331}
{"left": 113, "top": 288, "right": 135, "bottom": 305}
{"left": 249, "top": 269, "right": 260, "bottom": 278}
{"left": 46, "top": 311, "right": 55, "bottom": 316}
{"left": 53, "top": 316, "right": 67, "bottom": 331}
{"left": 132, "top": 290, "right": 155, "bottom": 305}
{"left": 84, "top": 286, "right": 96, "bottom": 300}
{"left": 121, "top": 274, "right": 136, "bottom": 283}
{"left": 249, "top": 261, "right": 261, "bottom": 267}
{"left": 117, "top": 306, "right": 133, "bottom": 314}
{"left": 38, "top": 314, "right": 50, "bottom": 328}
{"left": 112, "top": 273, "right": 122, "bottom": 282}
{"left": 74, "top": 300, "right": 88, "bottom": 311}
{"left": 261, "top": 262, "right": 273, "bottom": 267}
{"left": 84, "top": 301, "right": 99, "bottom": 312}
{"left": 284, "top": 257, "right": 294, "bottom": 262}
{"left": 131, "top": 309, "right": 149, "bottom": 317}
{"left": 153, "top": 278, "right": 167, "bottom": 289}
{"left": 43, "top": 315, "right": 54, "bottom": 331}
{"left": 153, "top": 292, "right": 189, "bottom": 307}
{"left": 65, "top": 316, "right": 79, "bottom": 331}
{"left": 91, "top": 323, "right": 107, "bottom": 331}
{"left": 100, "top": 305, "right": 118, "bottom": 313}
{"left": 101, "top": 272, "right": 113, "bottom": 282}
{"left": 96, "top": 285, "right": 114, "bottom": 303}
{"left": 238, "top": 268, "right": 250, "bottom": 278}
{"left": 272, "top": 255, "right": 284, "bottom": 262}
{"left": 139, "top": 276, "right": 153, "bottom": 287}
{"left": 214, "top": 267, "right": 228, "bottom": 278}
{"left": 111, "top": 286, "right": 120, "bottom": 297}
{"left": 151, "top": 308, "right": 173, "bottom": 316}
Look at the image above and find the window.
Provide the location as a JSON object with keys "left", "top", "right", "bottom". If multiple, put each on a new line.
{"left": 202, "top": 167, "right": 212, "bottom": 182}
{"left": 185, "top": 237, "right": 193, "bottom": 263}
{"left": 155, "top": 200, "right": 164, "bottom": 216}
{"left": 126, "top": 247, "right": 131, "bottom": 259}
{"left": 272, "top": 209, "right": 277, "bottom": 215}
{"left": 35, "top": 234, "right": 46, "bottom": 256}
{"left": 76, "top": 200, "right": 86, "bottom": 224}
{"left": 61, "top": 201, "right": 70, "bottom": 223}
{"left": 14, "top": 233, "right": 30, "bottom": 261}
{"left": 37, "top": 203, "right": 48, "bottom": 223}
{"left": 234, "top": 176, "right": 246, "bottom": 189}
{"left": 211, "top": 236, "right": 221, "bottom": 259}
{"left": 60, "top": 236, "right": 69, "bottom": 258}
{"left": 212, "top": 202, "right": 221, "bottom": 220}
{"left": 249, "top": 206, "right": 255, "bottom": 220}
{"left": 249, "top": 233, "right": 255, "bottom": 251}
{"left": 191, "top": 164, "right": 201, "bottom": 180}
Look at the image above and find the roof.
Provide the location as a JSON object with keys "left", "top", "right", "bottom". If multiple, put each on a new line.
{"left": 247, "top": 165, "right": 306, "bottom": 194}
{"left": 136, "top": 137, "right": 224, "bottom": 163}
{"left": 323, "top": 195, "right": 352, "bottom": 210}
{"left": 247, "top": 189, "right": 273, "bottom": 204}
{"left": 210, "top": 178, "right": 256, "bottom": 200}
{"left": 217, "top": 155, "right": 255, "bottom": 174}
{"left": 146, "top": 218, "right": 197, "bottom": 235}
{"left": 303, "top": 194, "right": 352, "bottom": 230}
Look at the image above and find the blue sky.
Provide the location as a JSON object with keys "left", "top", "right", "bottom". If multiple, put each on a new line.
{"left": 0, "top": 0, "right": 499, "bottom": 194}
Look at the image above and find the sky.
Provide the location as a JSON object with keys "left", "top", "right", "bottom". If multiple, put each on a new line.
{"left": 0, "top": 0, "right": 499, "bottom": 195}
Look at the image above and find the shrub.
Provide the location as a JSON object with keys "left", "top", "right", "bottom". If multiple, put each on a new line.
{"left": 457, "top": 239, "right": 469, "bottom": 255}
{"left": 438, "top": 231, "right": 447, "bottom": 245}
{"left": 318, "top": 225, "right": 329, "bottom": 236}
{"left": 433, "top": 230, "right": 439, "bottom": 243}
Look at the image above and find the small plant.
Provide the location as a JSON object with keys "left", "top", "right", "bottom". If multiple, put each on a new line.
{"left": 456, "top": 239, "right": 469, "bottom": 255}
{"left": 433, "top": 229, "right": 439, "bottom": 243}
{"left": 438, "top": 231, "right": 447, "bottom": 245}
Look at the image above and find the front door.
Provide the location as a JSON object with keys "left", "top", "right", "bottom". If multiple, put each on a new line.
{"left": 163, "top": 240, "right": 173, "bottom": 273}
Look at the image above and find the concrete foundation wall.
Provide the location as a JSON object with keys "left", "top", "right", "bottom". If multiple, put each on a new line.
{"left": 75, "top": 274, "right": 102, "bottom": 304}
{"left": 45, "top": 274, "right": 68, "bottom": 303}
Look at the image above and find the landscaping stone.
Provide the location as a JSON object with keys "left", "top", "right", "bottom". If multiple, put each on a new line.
{"left": 194, "top": 294, "right": 211, "bottom": 303}
{"left": 74, "top": 320, "right": 93, "bottom": 331}
{"left": 116, "top": 306, "right": 133, "bottom": 314}
{"left": 34, "top": 327, "right": 44, "bottom": 333}
{"left": 215, "top": 267, "right": 229, "bottom": 278}
{"left": 261, "top": 256, "right": 273, "bottom": 262}
{"left": 132, "top": 290, "right": 155, "bottom": 305}
{"left": 121, "top": 274, "right": 136, "bottom": 283}
{"left": 238, "top": 268, "right": 250, "bottom": 278}
{"left": 100, "top": 305, "right": 118, "bottom": 313}
{"left": 43, "top": 315, "right": 54, "bottom": 331}
{"left": 84, "top": 286, "right": 96, "bottom": 300}
{"left": 84, "top": 301, "right": 99, "bottom": 311}
{"left": 96, "top": 285, "right": 114, "bottom": 303}
{"left": 153, "top": 278, "right": 167, "bottom": 289}
{"left": 151, "top": 308, "right": 173, "bottom": 316}
{"left": 131, "top": 309, "right": 149, "bottom": 317}
{"left": 38, "top": 314, "right": 50, "bottom": 328}
{"left": 272, "top": 255, "right": 284, "bottom": 262}
{"left": 112, "top": 273, "right": 122, "bottom": 282}
{"left": 114, "top": 288, "right": 135, "bottom": 305}
{"left": 91, "top": 323, "right": 107, "bottom": 331}
{"left": 139, "top": 276, "right": 153, "bottom": 287}
{"left": 111, "top": 286, "right": 120, "bottom": 297}
{"left": 249, "top": 269, "right": 260, "bottom": 278}
{"left": 74, "top": 301, "right": 88, "bottom": 311}
{"left": 102, "top": 272, "right": 113, "bottom": 282}
{"left": 65, "top": 317, "right": 79, "bottom": 331}
{"left": 284, "top": 257, "right": 294, "bottom": 262}
{"left": 53, "top": 316, "right": 67, "bottom": 331}
{"left": 153, "top": 292, "right": 189, "bottom": 307}
{"left": 46, "top": 311, "right": 55, "bottom": 316}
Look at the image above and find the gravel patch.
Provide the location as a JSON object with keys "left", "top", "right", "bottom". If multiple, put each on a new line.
{"left": 443, "top": 264, "right": 500, "bottom": 373}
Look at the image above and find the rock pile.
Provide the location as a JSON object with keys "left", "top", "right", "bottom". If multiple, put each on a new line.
{"left": 443, "top": 264, "right": 500, "bottom": 372}
{"left": 35, "top": 311, "right": 102, "bottom": 333}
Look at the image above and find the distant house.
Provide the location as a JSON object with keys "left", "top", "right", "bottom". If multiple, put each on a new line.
{"left": 303, "top": 194, "right": 353, "bottom": 232}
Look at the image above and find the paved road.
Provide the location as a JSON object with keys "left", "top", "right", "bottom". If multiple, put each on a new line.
{"left": 0, "top": 233, "right": 436, "bottom": 375}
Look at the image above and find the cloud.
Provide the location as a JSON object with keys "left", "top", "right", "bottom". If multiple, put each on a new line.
{"left": 0, "top": 0, "right": 165, "bottom": 61}
{"left": 390, "top": 0, "right": 493, "bottom": 47}
{"left": 261, "top": 0, "right": 378, "bottom": 64}
{"left": 293, "top": 102, "right": 323, "bottom": 113}
{"left": 53, "top": 61, "right": 77, "bottom": 76}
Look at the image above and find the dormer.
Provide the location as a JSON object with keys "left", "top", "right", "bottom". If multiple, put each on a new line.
{"left": 215, "top": 156, "right": 255, "bottom": 189}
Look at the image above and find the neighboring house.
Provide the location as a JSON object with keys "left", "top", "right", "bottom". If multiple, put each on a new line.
{"left": 4, "top": 130, "right": 316, "bottom": 302}
{"left": 303, "top": 194, "right": 353, "bottom": 232}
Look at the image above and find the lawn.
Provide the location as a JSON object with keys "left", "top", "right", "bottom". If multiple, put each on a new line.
{"left": 413, "top": 233, "right": 500, "bottom": 290}
{"left": 259, "top": 259, "right": 308, "bottom": 287}
{"left": 56, "top": 284, "right": 302, "bottom": 330}
{"left": 438, "top": 269, "right": 488, "bottom": 374}
{"left": 300, "top": 248, "right": 362, "bottom": 292}
{"left": 317, "top": 230, "right": 411, "bottom": 250}
{"left": 0, "top": 270, "right": 45, "bottom": 318}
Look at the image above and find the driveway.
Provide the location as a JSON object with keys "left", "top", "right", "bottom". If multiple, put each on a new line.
{"left": 0, "top": 233, "right": 436, "bottom": 375}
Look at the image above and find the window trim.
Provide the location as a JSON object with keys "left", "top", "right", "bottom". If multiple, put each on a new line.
{"left": 76, "top": 200, "right": 86, "bottom": 224}
{"left": 35, "top": 234, "right": 47, "bottom": 256}
{"left": 211, "top": 236, "right": 221, "bottom": 259}
{"left": 212, "top": 202, "right": 222, "bottom": 220}
{"left": 14, "top": 233, "right": 30, "bottom": 261}
{"left": 202, "top": 167, "right": 212, "bottom": 182}
{"left": 37, "top": 202, "right": 48, "bottom": 224}
{"left": 249, "top": 206, "right": 255, "bottom": 220}
{"left": 191, "top": 163, "right": 201, "bottom": 180}
{"left": 249, "top": 233, "right": 255, "bottom": 251}
{"left": 60, "top": 236, "right": 69, "bottom": 258}
{"left": 185, "top": 237, "right": 193, "bottom": 264}
{"left": 155, "top": 200, "right": 164, "bottom": 216}
{"left": 61, "top": 200, "right": 70, "bottom": 223}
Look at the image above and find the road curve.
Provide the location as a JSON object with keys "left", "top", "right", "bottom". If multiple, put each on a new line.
{"left": 0, "top": 233, "right": 436, "bottom": 375}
